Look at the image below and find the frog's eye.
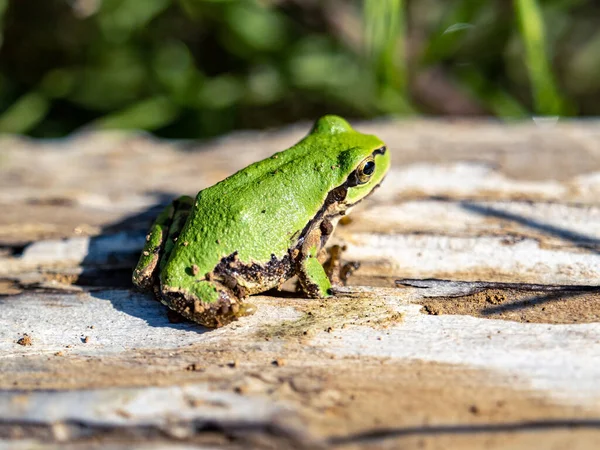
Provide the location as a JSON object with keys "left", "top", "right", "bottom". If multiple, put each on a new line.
{"left": 356, "top": 157, "right": 375, "bottom": 183}
{"left": 362, "top": 160, "right": 375, "bottom": 176}
{"left": 347, "top": 156, "right": 375, "bottom": 187}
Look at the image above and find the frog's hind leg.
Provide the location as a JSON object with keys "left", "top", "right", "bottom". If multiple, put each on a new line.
{"left": 134, "top": 196, "right": 255, "bottom": 328}
{"left": 132, "top": 196, "right": 193, "bottom": 292}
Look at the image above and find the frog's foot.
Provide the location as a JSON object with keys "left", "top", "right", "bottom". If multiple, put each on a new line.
{"left": 322, "top": 244, "right": 361, "bottom": 287}
{"left": 160, "top": 280, "right": 255, "bottom": 328}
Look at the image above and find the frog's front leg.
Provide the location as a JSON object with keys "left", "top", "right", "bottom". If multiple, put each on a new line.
{"left": 296, "top": 226, "right": 332, "bottom": 298}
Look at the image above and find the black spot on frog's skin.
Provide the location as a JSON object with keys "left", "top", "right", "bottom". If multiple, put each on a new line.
{"left": 330, "top": 185, "right": 347, "bottom": 202}
{"left": 320, "top": 219, "right": 334, "bottom": 236}
{"left": 261, "top": 209, "right": 266, "bottom": 214}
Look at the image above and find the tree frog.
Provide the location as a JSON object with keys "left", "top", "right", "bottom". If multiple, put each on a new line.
{"left": 132, "top": 115, "right": 390, "bottom": 327}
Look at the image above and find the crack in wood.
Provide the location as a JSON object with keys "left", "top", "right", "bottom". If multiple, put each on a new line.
{"left": 327, "top": 419, "right": 600, "bottom": 447}
{"left": 0, "top": 418, "right": 317, "bottom": 449}
{"left": 396, "top": 278, "right": 600, "bottom": 295}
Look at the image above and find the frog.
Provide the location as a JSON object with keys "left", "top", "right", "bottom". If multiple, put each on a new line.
{"left": 132, "top": 115, "right": 390, "bottom": 328}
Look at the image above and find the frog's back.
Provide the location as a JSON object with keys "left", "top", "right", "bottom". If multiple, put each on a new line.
{"left": 164, "top": 140, "right": 333, "bottom": 279}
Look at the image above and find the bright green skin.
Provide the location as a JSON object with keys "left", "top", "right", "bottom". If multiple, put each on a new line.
{"left": 132, "top": 115, "right": 390, "bottom": 327}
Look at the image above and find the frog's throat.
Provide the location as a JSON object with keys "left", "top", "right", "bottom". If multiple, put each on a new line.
{"left": 345, "top": 178, "right": 384, "bottom": 209}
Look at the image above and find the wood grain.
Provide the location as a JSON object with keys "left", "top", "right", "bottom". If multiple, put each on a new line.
{"left": 1, "top": 120, "right": 599, "bottom": 449}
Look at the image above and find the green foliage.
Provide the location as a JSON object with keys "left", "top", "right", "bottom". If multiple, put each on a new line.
{"left": 364, "top": 0, "right": 411, "bottom": 113}
{"left": 0, "top": 0, "right": 597, "bottom": 137}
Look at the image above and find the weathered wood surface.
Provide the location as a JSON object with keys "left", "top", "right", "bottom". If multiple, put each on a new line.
{"left": 1, "top": 119, "right": 600, "bottom": 449}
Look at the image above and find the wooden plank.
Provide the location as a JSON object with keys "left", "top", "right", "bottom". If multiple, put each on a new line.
{"left": 1, "top": 120, "right": 599, "bottom": 449}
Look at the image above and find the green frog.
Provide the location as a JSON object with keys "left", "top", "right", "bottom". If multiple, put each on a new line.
{"left": 132, "top": 115, "right": 390, "bottom": 327}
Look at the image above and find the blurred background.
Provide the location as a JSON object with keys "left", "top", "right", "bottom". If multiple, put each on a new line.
{"left": 0, "top": 0, "right": 597, "bottom": 139}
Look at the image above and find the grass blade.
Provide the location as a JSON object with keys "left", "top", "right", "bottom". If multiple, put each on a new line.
{"left": 514, "top": 0, "right": 566, "bottom": 115}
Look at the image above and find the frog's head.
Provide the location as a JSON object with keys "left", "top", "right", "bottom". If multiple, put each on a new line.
{"left": 309, "top": 115, "right": 390, "bottom": 205}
